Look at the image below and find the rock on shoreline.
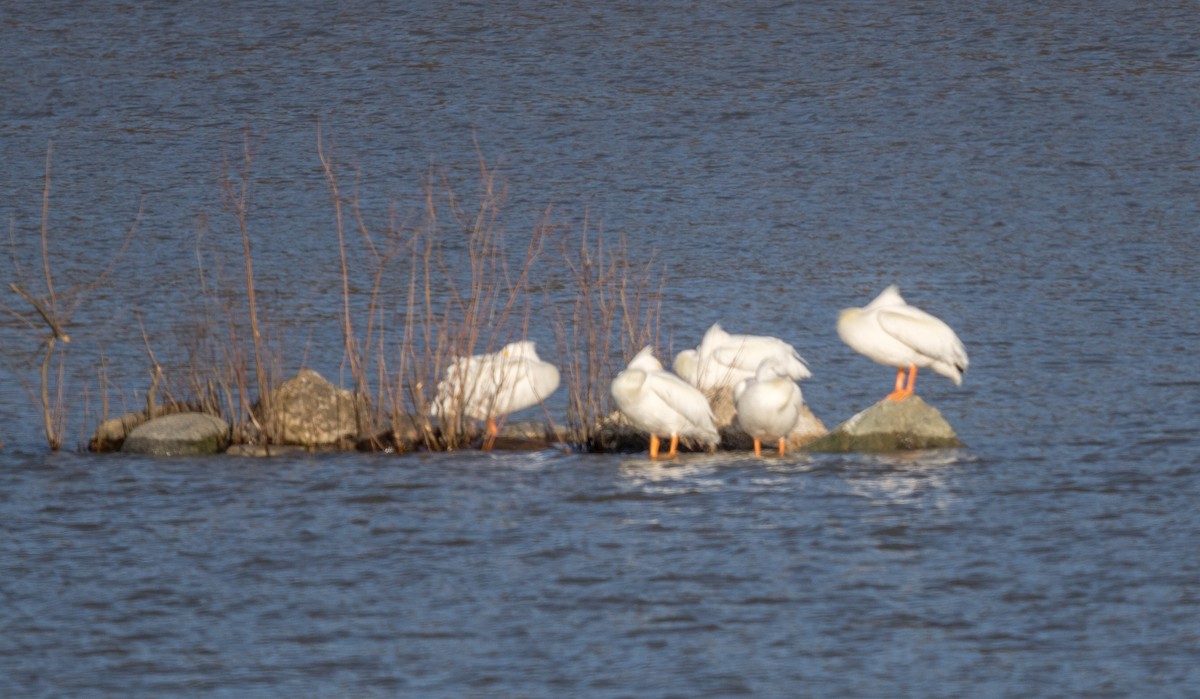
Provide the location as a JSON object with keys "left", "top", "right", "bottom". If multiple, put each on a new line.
{"left": 259, "top": 369, "right": 362, "bottom": 447}
{"left": 121, "top": 413, "right": 230, "bottom": 456}
{"left": 802, "top": 395, "right": 963, "bottom": 452}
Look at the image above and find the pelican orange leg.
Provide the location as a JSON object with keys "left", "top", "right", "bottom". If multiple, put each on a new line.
{"left": 648, "top": 434, "right": 681, "bottom": 460}
{"left": 886, "top": 365, "right": 917, "bottom": 401}
{"left": 482, "top": 418, "right": 499, "bottom": 451}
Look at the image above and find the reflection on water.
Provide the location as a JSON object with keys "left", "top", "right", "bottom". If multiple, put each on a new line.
{"left": 844, "top": 451, "right": 977, "bottom": 507}
{"left": 617, "top": 453, "right": 725, "bottom": 483}
{"left": 849, "top": 468, "right": 962, "bottom": 512}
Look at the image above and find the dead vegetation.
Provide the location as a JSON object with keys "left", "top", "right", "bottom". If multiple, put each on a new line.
{"left": 4, "top": 132, "right": 666, "bottom": 452}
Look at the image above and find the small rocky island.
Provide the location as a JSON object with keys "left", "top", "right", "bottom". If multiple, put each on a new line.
{"left": 92, "top": 369, "right": 963, "bottom": 457}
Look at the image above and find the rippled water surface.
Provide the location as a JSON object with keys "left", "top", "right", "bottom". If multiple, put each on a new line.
{"left": 7, "top": 447, "right": 1199, "bottom": 697}
{"left": 2, "top": 0, "right": 1199, "bottom": 696}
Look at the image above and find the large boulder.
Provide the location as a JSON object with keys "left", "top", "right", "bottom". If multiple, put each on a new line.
{"left": 90, "top": 403, "right": 207, "bottom": 452}
{"left": 803, "top": 396, "right": 963, "bottom": 452}
{"left": 121, "top": 413, "right": 230, "bottom": 456}
{"left": 260, "top": 369, "right": 363, "bottom": 447}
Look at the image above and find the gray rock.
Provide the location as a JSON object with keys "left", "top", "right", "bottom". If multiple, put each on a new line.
{"left": 802, "top": 395, "right": 963, "bottom": 452}
{"left": 260, "top": 369, "right": 363, "bottom": 447}
{"left": 121, "top": 413, "right": 230, "bottom": 456}
{"left": 89, "top": 404, "right": 206, "bottom": 452}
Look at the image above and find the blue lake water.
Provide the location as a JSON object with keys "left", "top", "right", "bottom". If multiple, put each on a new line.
{"left": 2, "top": 1, "right": 1199, "bottom": 696}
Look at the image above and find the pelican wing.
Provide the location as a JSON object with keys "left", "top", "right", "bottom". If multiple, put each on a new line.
{"left": 435, "top": 354, "right": 520, "bottom": 417}
{"left": 696, "top": 323, "right": 731, "bottom": 356}
{"left": 711, "top": 341, "right": 811, "bottom": 380}
{"left": 672, "top": 350, "right": 699, "bottom": 385}
{"left": 432, "top": 340, "right": 560, "bottom": 420}
{"left": 646, "top": 373, "right": 714, "bottom": 430}
{"left": 877, "top": 307, "right": 968, "bottom": 370}
{"left": 711, "top": 343, "right": 767, "bottom": 370}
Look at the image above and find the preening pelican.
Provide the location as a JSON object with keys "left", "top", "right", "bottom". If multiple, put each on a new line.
{"left": 673, "top": 323, "right": 811, "bottom": 392}
{"left": 837, "top": 286, "right": 968, "bottom": 401}
{"left": 611, "top": 346, "right": 719, "bottom": 459}
{"left": 431, "top": 340, "right": 560, "bottom": 449}
{"left": 672, "top": 349, "right": 701, "bottom": 386}
{"left": 733, "top": 359, "right": 805, "bottom": 457}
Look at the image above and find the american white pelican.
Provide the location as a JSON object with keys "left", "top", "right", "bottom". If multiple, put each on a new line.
{"left": 673, "top": 323, "right": 811, "bottom": 392}
{"left": 733, "top": 359, "right": 805, "bottom": 457}
{"left": 611, "top": 346, "right": 719, "bottom": 459}
{"left": 672, "top": 349, "right": 701, "bottom": 386}
{"left": 431, "top": 340, "right": 560, "bottom": 450}
{"left": 837, "top": 285, "right": 968, "bottom": 401}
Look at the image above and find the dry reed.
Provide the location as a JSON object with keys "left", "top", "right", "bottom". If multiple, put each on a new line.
{"left": 4, "top": 142, "right": 138, "bottom": 450}
{"left": 8, "top": 132, "right": 665, "bottom": 453}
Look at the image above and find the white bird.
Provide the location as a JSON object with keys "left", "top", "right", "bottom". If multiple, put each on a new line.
{"left": 734, "top": 359, "right": 805, "bottom": 457}
{"left": 431, "top": 340, "right": 560, "bottom": 450}
{"left": 672, "top": 349, "right": 702, "bottom": 386}
{"left": 611, "top": 346, "right": 720, "bottom": 459}
{"left": 673, "top": 323, "right": 811, "bottom": 392}
{"left": 837, "top": 285, "right": 969, "bottom": 401}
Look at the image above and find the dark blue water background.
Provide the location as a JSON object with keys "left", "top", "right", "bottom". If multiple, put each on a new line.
{"left": 2, "top": 1, "right": 1198, "bottom": 696}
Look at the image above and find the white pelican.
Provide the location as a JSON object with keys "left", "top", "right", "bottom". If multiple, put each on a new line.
{"left": 733, "top": 359, "right": 805, "bottom": 457}
{"left": 673, "top": 323, "right": 811, "bottom": 392}
{"left": 837, "top": 285, "right": 969, "bottom": 401}
{"left": 611, "top": 346, "right": 719, "bottom": 459}
{"left": 431, "top": 340, "right": 560, "bottom": 450}
{"left": 672, "top": 349, "right": 701, "bottom": 386}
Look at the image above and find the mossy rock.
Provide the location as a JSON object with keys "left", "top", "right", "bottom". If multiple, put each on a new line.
{"left": 803, "top": 395, "right": 963, "bottom": 452}
{"left": 121, "top": 413, "right": 230, "bottom": 456}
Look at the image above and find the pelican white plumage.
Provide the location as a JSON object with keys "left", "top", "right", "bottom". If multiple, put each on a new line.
{"left": 733, "top": 359, "right": 805, "bottom": 457}
{"left": 431, "top": 340, "right": 560, "bottom": 450}
{"left": 611, "top": 346, "right": 719, "bottom": 459}
{"left": 837, "top": 285, "right": 969, "bottom": 401}
{"left": 673, "top": 323, "right": 811, "bottom": 392}
{"left": 672, "top": 349, "right": 701, "bottom": 386}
